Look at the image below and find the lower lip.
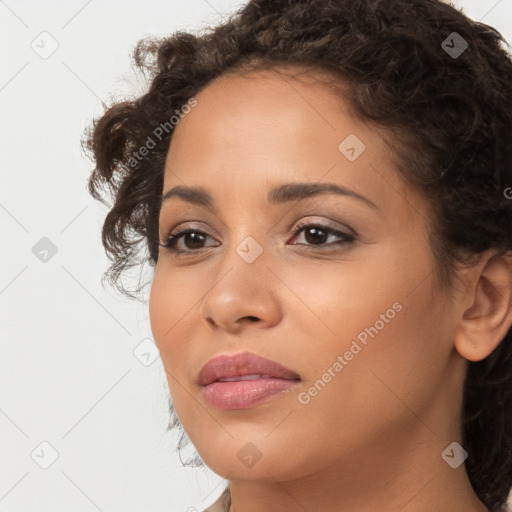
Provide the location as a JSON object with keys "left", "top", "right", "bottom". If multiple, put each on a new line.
{"left": 202, "top": 378, "right": 300, "bottom": 409}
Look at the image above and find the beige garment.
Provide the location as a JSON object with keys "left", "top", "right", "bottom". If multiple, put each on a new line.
{"left": 201, "top": 486, "right": 231, "bottom": 512}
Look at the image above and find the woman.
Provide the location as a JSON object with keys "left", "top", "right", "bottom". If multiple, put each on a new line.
{"left": 84, "top": 0, "right": 512, "bottom": 511}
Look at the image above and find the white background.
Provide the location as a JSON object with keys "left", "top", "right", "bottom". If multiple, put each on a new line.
{"left": 1, "top": 1, "right": 511, "bottom": 511}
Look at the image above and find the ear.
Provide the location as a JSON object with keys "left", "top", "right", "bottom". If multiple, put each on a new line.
{"left": 454, "top": 250, "right": 512, "bottom": 362}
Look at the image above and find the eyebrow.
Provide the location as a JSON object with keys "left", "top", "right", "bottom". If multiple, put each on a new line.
{"left": 160, "top": 182, "right": 378, "bottom": 210}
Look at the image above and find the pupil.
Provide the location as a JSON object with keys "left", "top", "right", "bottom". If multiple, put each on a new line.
{"left": 305, "top": 227, "right": 327, "bottom": 244}
{"left": 181, "top": 228, "right": 328, "bottom": 249}
{"left": 185, "top": 232, "right": 205, "bottom": 249}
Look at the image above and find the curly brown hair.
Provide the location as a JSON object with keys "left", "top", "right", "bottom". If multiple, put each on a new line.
{"left": 83, "top": 0, "right": 512, "bottom": 510}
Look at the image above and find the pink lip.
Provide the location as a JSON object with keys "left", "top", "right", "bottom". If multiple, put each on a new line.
{"left": 198, "top": 351, "right": 301, "bottom": 410}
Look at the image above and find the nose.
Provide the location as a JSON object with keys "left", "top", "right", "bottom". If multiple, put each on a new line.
{"left": 199, "top": 251, "right": 282, "bottom": 333}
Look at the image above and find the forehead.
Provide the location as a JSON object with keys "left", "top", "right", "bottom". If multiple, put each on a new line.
{"left": 162, "top": 66, "right": 425, "bottom": 222}
{"left": 170, "top": 66, "right": 359, "bottom": 147}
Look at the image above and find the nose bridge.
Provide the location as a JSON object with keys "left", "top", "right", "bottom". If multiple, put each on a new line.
{"left": 200, "top": 229, "right": 281, "bottom": 330}
{"left": 218, "top": 211, "right": 269, "bottom": 275}
{"left": 207, "top": 229, "right": 270, "bottom": 302}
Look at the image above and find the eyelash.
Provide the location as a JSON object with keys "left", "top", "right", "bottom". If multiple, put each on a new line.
{"left": 159, "top": 220, "right": 356, "bottom": 256}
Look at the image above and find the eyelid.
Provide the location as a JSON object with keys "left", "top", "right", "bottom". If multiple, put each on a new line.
{"left": 159, "top": 216, "right": 357, "bottom": 257}
{"left": 287, "top": 219, "right": 355, "bottom": 249}
{"left": 162, "top": 221, "right": 218, "bottom": 240}
{"left": 290, "top": 216, "right": 356, "bottom": 236}
{"left": 161, "top": 217, "right": 352, "bottom": 242}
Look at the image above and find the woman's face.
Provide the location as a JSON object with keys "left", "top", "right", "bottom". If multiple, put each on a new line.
{"left": 149, "top": 68, "right": 466, "bottom": 483}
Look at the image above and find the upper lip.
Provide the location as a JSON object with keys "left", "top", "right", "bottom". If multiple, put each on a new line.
{"left": 198, "top": 351, "right": 301, "bottom": 386}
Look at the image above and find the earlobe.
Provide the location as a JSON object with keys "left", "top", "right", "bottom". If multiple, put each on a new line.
{"left": 454, "top": 251, "right": 512, "bottom": 362}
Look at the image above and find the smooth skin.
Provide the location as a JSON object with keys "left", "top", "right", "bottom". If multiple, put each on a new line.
{"left": 148, "top": 66, "right": 512, "bottom": 512}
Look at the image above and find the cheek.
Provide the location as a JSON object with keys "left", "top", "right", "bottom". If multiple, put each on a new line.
{"left": 148, "top": 269, "right": 170, "bottom": 349}
{"left": 277, "top": 254, "right": 403, "bottom": 353}
{"left": 148, "top": 267, "right": 193, "bottom": 368}
{"left": 283, "top": 247, "right": 447, "bottom": 411}
{"left": 148, "top": 273, "right": 196, "bottom": 416}
{"left": 145, "top": 248, "right": 453, "bottom": 478}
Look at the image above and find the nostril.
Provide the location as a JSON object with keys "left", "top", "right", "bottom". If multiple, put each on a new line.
{"left": 245, "top": 316, "right": 259, "bottom": 322}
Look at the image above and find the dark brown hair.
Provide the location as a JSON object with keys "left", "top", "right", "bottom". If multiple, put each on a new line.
{"left": 83, "top": 1, "right": 512, "bottom": 510}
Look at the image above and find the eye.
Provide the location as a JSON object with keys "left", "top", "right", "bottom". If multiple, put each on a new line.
{"left": 288, "top": 221, "right": 356, "bottom": 249}
{"left": 159, "top": 227, "right": 218, "bottom": 255}
{"left": 158, "top": 220, "right": 356, "bottom": 256}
